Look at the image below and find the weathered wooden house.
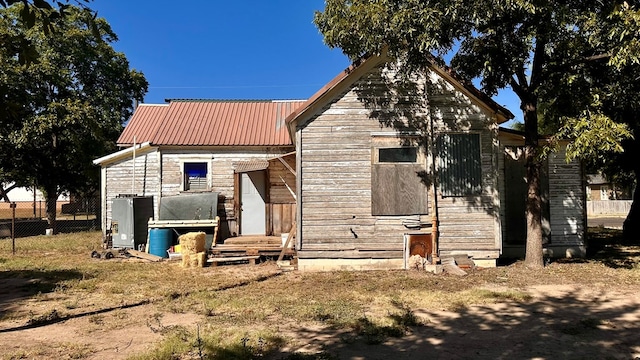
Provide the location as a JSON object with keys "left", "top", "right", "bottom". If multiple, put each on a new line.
{"left": 285, "top": 55, "right": 586, "bottom": 270}
{"left": 93, "top": 99, "right": 299, "bottom": 241}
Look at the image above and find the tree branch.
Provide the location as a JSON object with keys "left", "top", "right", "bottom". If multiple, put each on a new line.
{"left": 529, "top": 35, "right": 548, "bottom": 92}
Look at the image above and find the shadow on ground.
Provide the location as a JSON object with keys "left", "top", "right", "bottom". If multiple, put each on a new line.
{"left": 271, "top": 286, "right": 640, "bottom": 360}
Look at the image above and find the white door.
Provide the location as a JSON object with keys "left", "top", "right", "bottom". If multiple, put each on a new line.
{"left": 240, "top": 171, "right": 266, "bottom": 235}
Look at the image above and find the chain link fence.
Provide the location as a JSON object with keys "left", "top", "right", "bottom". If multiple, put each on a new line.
{"left": 0, "top": 198, "right": 100, "bottom": 253}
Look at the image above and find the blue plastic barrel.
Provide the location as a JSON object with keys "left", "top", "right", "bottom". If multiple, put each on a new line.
{"left": 148, "top": 228, "right": 172, "bottom": 258}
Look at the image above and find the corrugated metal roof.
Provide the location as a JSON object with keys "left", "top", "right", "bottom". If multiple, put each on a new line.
{"left": 233, "top": 159, "right": 269, "bottom": 173}
{"left": 118, "top": 104, "right": 169, "bottom": 145}
{"left": 118, "top": 100, "right": 304, "bottom": 147}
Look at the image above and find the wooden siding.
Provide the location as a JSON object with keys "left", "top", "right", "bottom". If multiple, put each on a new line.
{"left": 497, "top": 138, "right": 585, "bottom": 253}
{"left": 159, "top": 149, "right": 294, "bottom": 238}
{"left": 547, "top": 148, "right": 585, "bottom": 245}
{"left": 426, "top": 70, "right": 500, "bottom": 258}
{"left": 297, "top": 66, "right": 501, "bottom": 260}
{"left": 103, "top": 150, "right": 160, "bottom": 231}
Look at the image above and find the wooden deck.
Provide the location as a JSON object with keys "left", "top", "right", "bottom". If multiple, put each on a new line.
{"left": 209, "top": 235, "right": 295, "bottom": 259}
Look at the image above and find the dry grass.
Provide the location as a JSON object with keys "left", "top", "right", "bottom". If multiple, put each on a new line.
{"left": 0, "top": 228, "right": 639, "bottom": 359}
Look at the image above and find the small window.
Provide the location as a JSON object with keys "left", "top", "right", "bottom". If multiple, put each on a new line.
{"left": 437, "top": 133, "right": 482, "bottom": 196}
{"left": 184, "top": 162, "right": 208, "bottom": 191}
{"left": 378, "top": 147, "right": 418, "bottom": 163}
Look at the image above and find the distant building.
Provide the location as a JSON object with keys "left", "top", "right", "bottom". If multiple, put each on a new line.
{"left": 586, "top": 174, "right": 632, "bottom": 201}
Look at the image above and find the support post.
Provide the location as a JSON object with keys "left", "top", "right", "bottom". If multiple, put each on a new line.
{"left": 11, "top": 202, "right": 16, "bottom": 255}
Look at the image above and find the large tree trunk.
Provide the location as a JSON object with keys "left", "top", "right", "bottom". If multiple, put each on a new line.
{"left": 43, "top": 186, "right": 58, "bottom": 234}
{"left": 622, "top": 128, "right": 639, "bottom": 244}
{"left": 523, "top": 100, "right": 544, "bottom": 268}
{"left": 623, "top": 177, "right": 640, "bottom": 244}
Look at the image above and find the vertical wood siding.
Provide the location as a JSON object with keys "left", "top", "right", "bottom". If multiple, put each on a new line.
{"left": 547, "top": 148, "right": 585, "bottom": 245}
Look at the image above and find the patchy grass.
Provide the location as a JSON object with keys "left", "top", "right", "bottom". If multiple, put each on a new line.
{"left": 1, "top": 229, "right": 639, "bottom": 359}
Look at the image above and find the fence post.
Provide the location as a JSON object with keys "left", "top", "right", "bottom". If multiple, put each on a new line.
{"left": 10, "top": 202, "right": 16, "bottom": 255}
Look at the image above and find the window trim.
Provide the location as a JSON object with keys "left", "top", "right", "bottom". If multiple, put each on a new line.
{"left": 180, "top": 158, "right": 212, "bottom": 192}
{"left": 371, "top": 136, "right": 429, "bottom": 216}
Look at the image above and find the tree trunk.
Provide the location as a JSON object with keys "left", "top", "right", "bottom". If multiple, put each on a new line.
{"left": 623, "top": 164, "right": 640, "bottom": 244}
{"left": 43, "top": 186, "right": 58, "bottom": 234}
{"left": 523, "top": 100, "right": 544, "bottom": 268}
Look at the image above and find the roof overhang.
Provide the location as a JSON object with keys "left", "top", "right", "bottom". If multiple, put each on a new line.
{"left": 93, "top": 142, "right": 157, "bottom": 167}
{"left": 233, "top": 151, "right": 297, "bottom": 174}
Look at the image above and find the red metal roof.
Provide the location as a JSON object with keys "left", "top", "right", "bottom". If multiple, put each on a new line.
{"left": 117, "top": 100, "right": 304, "bottom": 147}
{"left": 118, "top": 104, "right": 169, "bottom": 145}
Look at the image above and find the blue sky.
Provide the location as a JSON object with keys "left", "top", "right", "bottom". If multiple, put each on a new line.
{"left": 91, "top": 0, "right": 522, "bottom": 125}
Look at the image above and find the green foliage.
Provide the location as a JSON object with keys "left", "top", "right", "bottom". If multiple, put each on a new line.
{"left": 559, "top": 111, "right": 632, "bottom": 162}
{"left": 0, "top": 4, "right": 146, "bottom": 222}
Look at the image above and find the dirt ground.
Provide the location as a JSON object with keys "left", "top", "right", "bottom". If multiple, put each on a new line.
{"left": 1, "top": 269, "right": 639, "bottom": 360}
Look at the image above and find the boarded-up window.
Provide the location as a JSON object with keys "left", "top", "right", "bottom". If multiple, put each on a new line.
{"left": 371, "top": 140, "right": 428, "bottom": 216}
{"left": 183, "top": 162, "right": 208, "bottom": 191}
{"left": 437, "top": 133, "right": 482, "bottom": 196}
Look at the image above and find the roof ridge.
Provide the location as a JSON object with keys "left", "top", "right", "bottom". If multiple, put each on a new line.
{"left": 164, "top": 98, "right": 306, "bottom": 103}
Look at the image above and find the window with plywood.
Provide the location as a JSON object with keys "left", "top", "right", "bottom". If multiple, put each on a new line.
{"left": 371, "top": 137, "right": 429, "bottom": 216}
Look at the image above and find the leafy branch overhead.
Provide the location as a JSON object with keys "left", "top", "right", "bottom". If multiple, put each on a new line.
{"left": 0, "top": 3, "right": 147, "bottom": 230}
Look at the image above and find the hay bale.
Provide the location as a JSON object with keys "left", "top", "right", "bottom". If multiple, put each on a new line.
{"left": 179, "top": 232, "right": 206, "bottom": 254}
{"left": 181, "top": 253, "right": 191, "bottom": 268}
{"left": 196, "top": 252, "right": 206, "bottom": 267}
{"left": 189, "top": 254, "right": 199, "bottom": 268}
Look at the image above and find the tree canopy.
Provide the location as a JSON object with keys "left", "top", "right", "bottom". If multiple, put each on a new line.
{"left": 315, "top": 0, "right": 640, "bottom": 266}
{"left": 0, "top": 4, "right": 147, "bottom": 229}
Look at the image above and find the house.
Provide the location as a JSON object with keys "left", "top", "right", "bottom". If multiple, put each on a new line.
{"left": 94, "top": 56, "right": 586, "bottom": 269}
{"left": 93, "top": 99, "right": 300, "bottom": 241}
{"left": 285, "top": 54, "right": 586, "bottom": 270}
{"left": 586, "top": 173, "right": 632, "bottom": 201}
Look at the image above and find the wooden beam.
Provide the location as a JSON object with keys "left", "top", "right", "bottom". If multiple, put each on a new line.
{"left": 278, "top": 157, "right": 296, "bottom": 176}
{"left": 126, "top": 249, "right": 164, "bottom": 262}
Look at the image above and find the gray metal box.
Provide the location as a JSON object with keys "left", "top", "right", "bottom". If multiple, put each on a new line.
{"left": 111, "top": 196, "right": 154, "bottom": 249}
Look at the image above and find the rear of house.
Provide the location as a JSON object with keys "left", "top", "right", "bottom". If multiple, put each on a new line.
{"left": 287, "top": 56, "right": 586, "bottom": 271}
{"left": 94, "top": 100, "right": 301, "bottom": 242}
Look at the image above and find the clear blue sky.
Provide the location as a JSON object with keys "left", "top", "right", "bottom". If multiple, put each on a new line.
{"left": 91, "top": 0, "right": 522, "bottom": 125}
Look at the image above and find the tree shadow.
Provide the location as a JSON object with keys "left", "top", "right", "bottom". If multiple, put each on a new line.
{"left": 354, "top": 63, "right": 499, "bottom": 217}
{"left": 585, "top": 228, "right": 640, "bottom": 269}
{"left": 272, "top": 288, "right": 640, "bottom": 359}
{"left": 0, "top": 269, "right": 85, "bottom": 319}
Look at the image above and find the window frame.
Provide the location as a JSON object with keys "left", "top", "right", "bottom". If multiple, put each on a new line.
{"left": 371, "top": 135, "right": 429, "bottom": 216}
{"left": 180, "top": 158, "right": 212, "bottom": 192}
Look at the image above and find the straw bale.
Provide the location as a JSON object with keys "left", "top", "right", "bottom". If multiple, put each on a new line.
{"left": 196, "top": 252, "right": 206, "bottom": 267}
{"left": 181, "top": 253, "right": 191, "bottom": 268}
{"left": 189, "top": 254, "right": 199, "bottom": 268}
{"left": 179, "top": 232, "right": 206, "bottom": 254}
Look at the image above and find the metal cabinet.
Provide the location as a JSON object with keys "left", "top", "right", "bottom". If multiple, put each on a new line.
{"left": 111, "top": 196, "right": 154, "bottom": 249}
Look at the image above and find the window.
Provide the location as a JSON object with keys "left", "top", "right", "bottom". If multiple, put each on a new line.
{"left": 437, "top": 133, "right": 482, "bottom": 196}
{"left": 371, "top": 138, "right": 429, "bottom": 216}
{"left": 183, "top": 162, "right": 208, "bottom": 191}
{"left": 378, "top": 147, "right": 418, "bottom": 163}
